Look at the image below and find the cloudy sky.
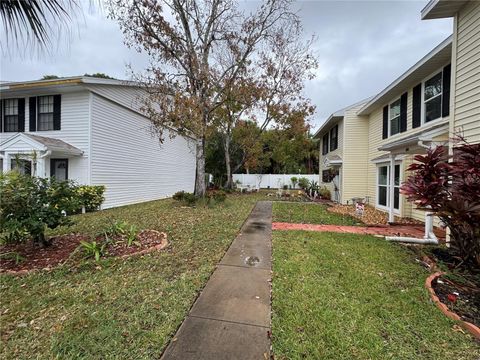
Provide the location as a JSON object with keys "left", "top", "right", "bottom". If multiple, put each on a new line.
{"left": 0, "top": 0, "right": 452, "bottom": 130}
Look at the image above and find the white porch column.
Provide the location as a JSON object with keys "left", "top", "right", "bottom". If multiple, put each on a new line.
{"left": 3, "top": 153, "right": 10, "bottom": 173}
{"left": 388, "top": 153, "right": 395, "bottom": 224}
{"left": 36, "top": 157, "right": 47, "bottom": 178}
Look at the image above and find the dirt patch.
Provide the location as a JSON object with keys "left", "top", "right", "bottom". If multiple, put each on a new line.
{"left": 327, "top": 203, "right": 422, "bottom": 226}
{"left": 0, "top": 230, "right": 168, "bottom": 274}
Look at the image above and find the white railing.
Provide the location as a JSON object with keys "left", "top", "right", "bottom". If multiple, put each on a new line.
{"left": 232, "top": 173, "right": 319, "bottom": 189}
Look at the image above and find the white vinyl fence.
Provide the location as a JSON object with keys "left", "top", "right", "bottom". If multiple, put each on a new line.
{"left": 232, "top": 174, "right": 319, "bottom": 189}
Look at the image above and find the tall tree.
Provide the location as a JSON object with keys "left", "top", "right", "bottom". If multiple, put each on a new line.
{"left": 214, "top": 16, "right": 317, "bottom": 187}
{"left": 109, "top": 0, "right": 297, "bottom": 196}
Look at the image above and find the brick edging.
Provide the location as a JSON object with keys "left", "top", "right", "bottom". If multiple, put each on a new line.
{"left": 425, "top": 272, "right": 480, "bottom": 340}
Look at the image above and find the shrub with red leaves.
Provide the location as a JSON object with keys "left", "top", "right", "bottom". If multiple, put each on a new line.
{"left": 401, "top": 142, "right": 480, "bottom": 269}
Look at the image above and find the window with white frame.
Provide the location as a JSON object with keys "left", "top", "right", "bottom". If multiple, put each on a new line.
{"left": 389, "top": 99, "right": 401, "bottom": 136}
{"left": 377, "top": 164, "right": 400, "bottom": 210}
{"left": 38, "top": 95, "right": 55, "bottom": 131}
{"left": 3, "top": 99, "right": 19, "bottom": 132}
{"left": 424, "top": 71, "right": 442, "bottom": 123}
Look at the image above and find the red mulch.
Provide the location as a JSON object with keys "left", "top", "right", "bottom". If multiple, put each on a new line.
{"left": 105, "top": 230, "right": 167, "bottom": 257}
{"left": 0, "top": 234, "right": 88, "bottom": 273}
{"left": 0, "top": 230, "right": 167, "bottom": 274}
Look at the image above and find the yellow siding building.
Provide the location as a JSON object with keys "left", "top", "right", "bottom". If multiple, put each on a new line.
{"left": 315, "top": 0, "right": 479, "bottom": 224}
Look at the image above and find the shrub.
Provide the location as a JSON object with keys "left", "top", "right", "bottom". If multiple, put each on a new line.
{"left": 319, "top": 186, "right": 331, "bottom": 199}
{"left": 0, "top": 172, "right": 79, "bottom": 245}
{"left": 207, "top": 190, "right": 227, "bottom": 203}
{"left": 183, "top": 192, "right": 198, "bottom": 206}
{"left": 172, "top": 191, "right": 186, "bottom": 201}
{"left": 76, "top": 185, "right": 105, "bottom": 212}
{"left": 401, "top": 143, "right": 480, "bottom": 268}
{"left": 283, "top": 184, "right": 288, "bottom": 190}
{"left": 290, "top": 177, "right": 298, "bottom": 189}
{"left": 298, "top": 177, "right": 309, "bottom": 190}
{"left": 308, "top": 180, "right": 319, "bottom": 194}
{"left": 79, "top": 240, "right": 106, "bottom": 262}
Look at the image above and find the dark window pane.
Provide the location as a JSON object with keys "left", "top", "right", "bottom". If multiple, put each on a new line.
{"left": 394, "top": 187, "right": 400, "bottom": 210}
{"left": 390, "top": 116, "right": 400, "bottom": 135}
{"left": 425, "top": 95, "right": 442, "bottom": 122}
{"left": 378, "top": 166, "right": 388, "bottom": 185}
{"left": 390, "top": 99, "right": 400, "bottom": 118}
{"left": 394, "top": 165, "right": 400, "bottom": 186}
{"left": 424, "top": 72, "right": 442, "bottom": 100}
{"left": 379, "top": 186, "right": 387, "bottom": 206}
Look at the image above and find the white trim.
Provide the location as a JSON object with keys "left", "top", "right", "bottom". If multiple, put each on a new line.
{"left": 375, "top": 162, "right": 402, "bottom": 215}
{"left": 0, "top": 133, "right": 47, "bottom": 151}
{"left": 87, "top": 92, "right": 93, "bottom": 185}
{"left": 371, "top": 154, "right": 405, "bottom": 164}
{"left": 388, "top": 97, "right": 401, "bottom": 136}
{"left": 421, "top": 67, "right": 445, "bottom": 125}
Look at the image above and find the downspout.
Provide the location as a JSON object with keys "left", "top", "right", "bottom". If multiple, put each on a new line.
{"left": 386, "top": 211, "right": 439, "bottom": 245}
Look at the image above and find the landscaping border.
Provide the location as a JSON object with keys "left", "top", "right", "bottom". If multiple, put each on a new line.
{"left": 425, "top": 272, "right": 480, "bottom": 340}
{"left": 1, "top": 232, "right": 169, "bottom": 276}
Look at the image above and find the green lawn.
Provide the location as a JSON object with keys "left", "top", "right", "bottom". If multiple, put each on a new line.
{"left": 0, "top": 193, "right": 263, "bottom": 359}
{"left": 273, "top": 202, "right": 362, "bottom": 225}
{"left": 272, "top": 231, "right": 479, "bottom": 360}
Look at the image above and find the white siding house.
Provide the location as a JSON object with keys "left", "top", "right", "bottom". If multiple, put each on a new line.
{"left": 0, "top": 76, "right": 196, "bottom": 209}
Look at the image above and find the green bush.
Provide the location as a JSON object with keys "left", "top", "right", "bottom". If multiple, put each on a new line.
{"left": 207, "top": 190, "right": 227, "bottom": 203}
{"left": 172, "top": 191, "right": 197, "bottom": 205}
{"left": 76, "top": 185, "right": 105, "bottom": 212}
{"left": 0, "top": 172, "right": 79, "bottom": 245}
{"left": 290, "top": 177, "right": 298, "bottom": 189}
{"left": 319, "top": 186, "right": 331, "bottom": 199}
{"left": 298, "top": 177, "right": 309, "bottom": 190}
{"left": 183, "top": 192, "right": 198, "bottom": 206}
{"left": 172, "top": 191, "right": 186, "bottom": 201}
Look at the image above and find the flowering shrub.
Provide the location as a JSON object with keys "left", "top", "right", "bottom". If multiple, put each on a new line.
{"left": 0, "top": 172, "right": 80, "bottom": 245}
{"left": 76, "top": 185, "right": 106, "bottom": 212}
{"left": 401, "top": 142, "right": 480, "bottom": 268}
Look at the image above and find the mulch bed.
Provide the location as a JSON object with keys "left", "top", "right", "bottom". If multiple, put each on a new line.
{"left": 0, "top": 234, "right": 87, "bottom": 273}
{"left": 428, "top": 248, "right": 480, "bottom": 329}
{"left": 0, "top": 230, "right": 167, "bottom": 274}
{"left": 105, "top": 230, "right": 168, "bottom": 257}
{"left": 433, "top": 275, "right": 480, "bottom": 328}
{"left": 327, "top": 203, "right": 423, "bottom": 226}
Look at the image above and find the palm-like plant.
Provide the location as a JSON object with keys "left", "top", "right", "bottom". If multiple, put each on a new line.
{"left": 0, "top": 0, "right": 78, "bottom": 48}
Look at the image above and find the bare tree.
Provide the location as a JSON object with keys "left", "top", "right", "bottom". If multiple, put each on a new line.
{"left": 216, "top": 21, "right": 317, "bottom": 187}
{"left": 109, "top": 0, "right": 297, "bottom": 196}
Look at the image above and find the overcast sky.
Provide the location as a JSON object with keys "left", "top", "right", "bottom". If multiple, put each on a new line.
{"left": 0, "top": 0, "right": 452, "bottom": 130}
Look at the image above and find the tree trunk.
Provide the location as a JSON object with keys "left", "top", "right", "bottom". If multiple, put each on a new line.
{"left": 195, "top": 137, "right": 207, "bottom": 197}
{"left": 224, "top": 135, "right": 233, "bottom": 189}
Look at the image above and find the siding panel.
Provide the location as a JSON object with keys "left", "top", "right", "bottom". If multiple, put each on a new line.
{"left": 90, "top": 94, "right": 196, "bottom": 209}
{"left": 454, "top": 0, "right": 480, "bottom": 143}
{"left": 0, "top": 91, "right": 90, "bottom": 183}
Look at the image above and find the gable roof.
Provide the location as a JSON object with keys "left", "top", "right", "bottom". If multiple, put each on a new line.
{"left": 0, "top": 133, "right": 83, "bottom": 155}
{"left": 313, "top": 97, "right": 372, "bottom": 138}
{"left": 421, "top": 0, "right": 469, "bottom": 19}
{"left": 356, "top": 36, "right": 452, "bottom": 116}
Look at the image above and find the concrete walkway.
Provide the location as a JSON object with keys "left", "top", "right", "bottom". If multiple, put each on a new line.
{"left": 161, "top": 201, "right": 272, "bottom": 360}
